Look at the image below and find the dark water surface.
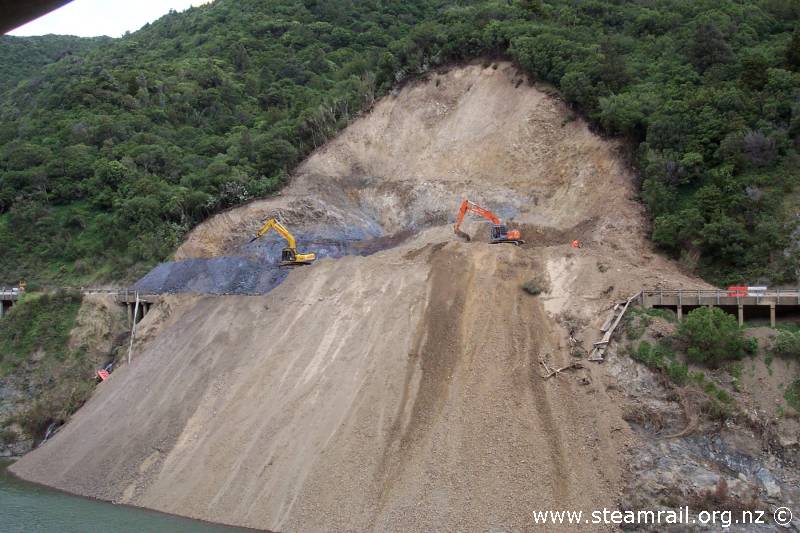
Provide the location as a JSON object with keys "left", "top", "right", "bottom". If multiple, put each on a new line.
{"left": 0, "top": 460, "right": 256, "bottom": 533}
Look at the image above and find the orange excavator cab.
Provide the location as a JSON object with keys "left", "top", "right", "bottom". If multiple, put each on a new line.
{"left": 454, "top": 200, "right": 524, "bottom": 245}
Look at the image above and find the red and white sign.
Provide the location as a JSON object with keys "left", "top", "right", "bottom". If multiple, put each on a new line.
{"left": 727, "top": 286, "right": 747, "bottom": 297}
{"left": 747, "top": 286, "right": 767, "bottom": 296}
{"left": 727, "top": 286, "right": 768, "bottom": 297}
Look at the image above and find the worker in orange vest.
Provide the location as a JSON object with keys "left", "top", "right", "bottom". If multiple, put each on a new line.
{"left": 571, "top": 240, "right": 581, "bottom": 249}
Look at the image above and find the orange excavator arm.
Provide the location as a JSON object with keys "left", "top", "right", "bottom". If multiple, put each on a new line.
{"left": 454, "top": 200, "right": 500, "bottom": 236}
{"left": 454, "top": 199, "right": 524, "bottom": 245}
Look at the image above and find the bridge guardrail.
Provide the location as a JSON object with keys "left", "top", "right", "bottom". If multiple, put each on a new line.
{"left": 0, "top": 287, "right": 159, "bottom": 303}
{"left": 642, "top": 288, "right": 800, "bottom": 305}
{"left": 642, "top": 289, "right": 800, "bottom": 297}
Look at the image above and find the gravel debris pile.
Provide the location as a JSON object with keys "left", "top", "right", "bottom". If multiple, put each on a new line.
{"left": 134, "top": 228, "right": 417, "bottom": 294}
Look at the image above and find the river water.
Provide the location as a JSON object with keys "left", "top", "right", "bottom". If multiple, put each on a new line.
{"left": 0, "top": 460, "right": 255, "bottom": 532}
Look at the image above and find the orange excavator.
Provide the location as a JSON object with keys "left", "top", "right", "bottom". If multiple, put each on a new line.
{"left": 453, "top": 199, "right": 524, "bottom": 245}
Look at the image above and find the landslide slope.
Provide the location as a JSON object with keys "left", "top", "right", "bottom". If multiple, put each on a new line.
{"left": 11, "top": 63, "right": 704, "bottom": 531}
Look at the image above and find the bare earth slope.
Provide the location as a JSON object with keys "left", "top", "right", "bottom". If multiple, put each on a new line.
{"left": 176, "top": 62, "right": 650, "bottom": 262}
{"left": 12, "top": 63, "right": 706, "bottom": 531}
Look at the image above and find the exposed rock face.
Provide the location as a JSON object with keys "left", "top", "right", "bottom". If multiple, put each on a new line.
{"left": 0, "top": 294, "right": 127, "bottom": 457}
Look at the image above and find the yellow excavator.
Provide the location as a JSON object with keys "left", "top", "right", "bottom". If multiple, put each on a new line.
{"left": 249, "top": 218, "right": 317, "bottom": 266}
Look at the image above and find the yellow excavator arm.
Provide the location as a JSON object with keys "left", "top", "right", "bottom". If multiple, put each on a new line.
{"left": 253, "top": 219, "right": 296, "bottom": 248}
{"left": 250, "top": 218, "right": 316, "bottom": 265}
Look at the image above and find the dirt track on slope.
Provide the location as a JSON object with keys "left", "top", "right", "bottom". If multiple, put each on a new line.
{"left": 12, "top": 62, "right": 708, "bottom": 531}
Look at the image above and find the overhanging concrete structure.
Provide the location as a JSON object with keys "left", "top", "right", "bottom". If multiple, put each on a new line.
{"left": 1, "top": 0, "right": 74, "bottom": 35}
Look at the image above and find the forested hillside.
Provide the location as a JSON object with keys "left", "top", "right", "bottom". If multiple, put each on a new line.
{"left": 0, "top": 34, "right": 108, "bottom": 94}
{"left": 1, "top": 0, "right": 799, "bottom": 285}
{"left": 0, "top": 0, "right": 442, "bottom": 284}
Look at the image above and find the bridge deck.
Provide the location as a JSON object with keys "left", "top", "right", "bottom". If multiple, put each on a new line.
{"left": 0, "top": 287, "right": 158, "bottom": 323}
{"left": 1, "top": 287, "right": 159, "bottom": 303}
{"left": 641, "top": 289, "right": 800, "bottom": 326}
{"left": 114, "top": 291, "right": 158, "bottom": 305}
{"left": 0, "top": 289, "right": 20, "bottom": 302}
{"left": 642, "top": 289, "right": 800, "bottom": 307}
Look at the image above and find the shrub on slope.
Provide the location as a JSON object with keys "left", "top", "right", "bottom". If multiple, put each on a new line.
{"left": 678, "top": 306, "right": 748, "bottom": 366}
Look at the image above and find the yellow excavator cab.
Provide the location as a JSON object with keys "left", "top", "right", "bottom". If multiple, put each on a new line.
{"left": 280, "top": 247, "right": 316, "bottom": 265}
{"left": 251, "top": 218, "right": 316, "bottom": 266}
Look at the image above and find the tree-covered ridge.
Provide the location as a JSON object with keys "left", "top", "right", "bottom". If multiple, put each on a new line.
{"left": 0, "top": 34, "right": 109, "bottom": 95}
{"left": 0, "top": 0, "right": 441, "bottom": 283}
{"left": 0, "top": 0, "right": 799, "bottom": 285}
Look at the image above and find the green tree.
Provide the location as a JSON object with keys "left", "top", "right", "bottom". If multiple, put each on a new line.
{"left": 688, "top": 22, "right": 733, "bottom": 72}
{"left": 679, "top": 307, "right": 747, "bottom": 366}
{"left": 772, "top": 330, "right": 800, "bottom": 359}
{"left": 786, "top": 28, "right": 800, "bottom": 70}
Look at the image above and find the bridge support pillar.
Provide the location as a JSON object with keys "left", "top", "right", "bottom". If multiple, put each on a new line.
{"left": 0, "top": 302, "right": 4, "bottom": 319}
{"left": 738, "top": 305, "right": 744, "bottom": 326}
{"left": 770, "top": 304, "right": 776, "bottom": 328}
{"left": 676, "top": 304, "right": 683, "bottom": 322}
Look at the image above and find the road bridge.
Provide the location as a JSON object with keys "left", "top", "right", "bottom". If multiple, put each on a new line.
{"left": 0, "top": 287, "right": 158, "bottom": 325}
{"left": 114, "top": 289, "right": 158, "bottom": 325}
{"left": 641, "top": 288, "right": 800, "bottom": 326}
{"left": 69, "top": 288, "right": 158, "bottom": 325}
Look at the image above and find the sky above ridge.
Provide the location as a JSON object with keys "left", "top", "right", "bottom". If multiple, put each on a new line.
{"left": 7, "top": 0, "right": 212, "bottom": 38}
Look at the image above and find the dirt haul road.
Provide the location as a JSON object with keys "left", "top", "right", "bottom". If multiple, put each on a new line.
{"left": 11, "top": 63, "right": 705, "bottom": 531}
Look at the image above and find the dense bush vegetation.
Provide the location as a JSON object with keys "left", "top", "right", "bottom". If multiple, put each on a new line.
{"left": 0, "top": 0, "right": 799, "bottom": 285}
{"left": 678, "top": 306, "right": 749, "bottom": 365}
{"left": 622, "top": 306, "right": 742, "bottom": 421}
{"left": 0, "top": 35, "right": 109, "bottom": 94}
{"left": 633, "top": 339, "right": 689, "bottom": 385}
{"left": 0, "top": 290, "right": 82, "bottom": 374}
{"left": 772, "top": 329, "right": 800, "bottom": 358}
{"left": 0, "top": 0, "right": 443, "bottom": 283}
{"left": 786, "top": 379, "right": 800, "bottom": 411}
{"left": 0, "top": 290, "right": 105, "bottom": 440}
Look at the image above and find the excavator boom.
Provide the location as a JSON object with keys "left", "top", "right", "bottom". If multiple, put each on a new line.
{"left": 453, "top": 199, "right": 524, "bottom": 245}
{"left": 250, "top": 218, "right": 316, "bottom": 265}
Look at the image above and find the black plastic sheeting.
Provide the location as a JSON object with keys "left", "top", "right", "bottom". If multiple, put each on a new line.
{"left": 132, "top": 227, "right": 417, "bottom": 295}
